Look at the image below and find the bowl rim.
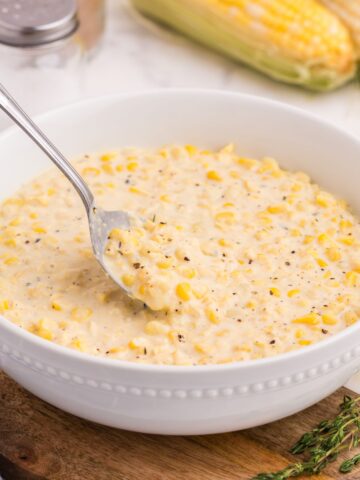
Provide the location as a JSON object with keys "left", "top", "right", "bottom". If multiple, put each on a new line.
{"left": 1, "top": 88, "right": 359, "bottom": 374}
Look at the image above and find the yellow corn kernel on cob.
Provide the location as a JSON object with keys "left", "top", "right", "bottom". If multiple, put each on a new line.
{"left": 319, "top": 0, "right": 360, "bottom": 53}
{"left": 131, "top": 0, "right": 356, "bottom": 91}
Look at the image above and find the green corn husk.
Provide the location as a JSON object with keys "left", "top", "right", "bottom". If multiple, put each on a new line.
{"left": 131, "top": 0, "right": 357, "bottom": 91}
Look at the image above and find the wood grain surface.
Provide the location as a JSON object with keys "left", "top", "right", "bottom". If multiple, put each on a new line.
{"left": 0, "top": 371, "right": 358, "bottom": 480}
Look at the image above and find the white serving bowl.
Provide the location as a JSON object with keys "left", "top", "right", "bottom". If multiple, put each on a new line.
{"left": 0, "top": 90, "right": 360, "bottom": 435}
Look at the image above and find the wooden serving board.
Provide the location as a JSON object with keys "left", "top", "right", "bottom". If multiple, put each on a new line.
{"left": 0, "top": 370, "right": 358, "bottom": 480}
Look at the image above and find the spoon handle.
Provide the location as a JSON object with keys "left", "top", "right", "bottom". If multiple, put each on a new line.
{"left": 0, "top": 83, "right": 94, "bottom": 213}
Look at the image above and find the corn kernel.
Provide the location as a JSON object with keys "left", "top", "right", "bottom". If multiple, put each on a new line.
{"left": 344, "top": 312, "right": 358, "bottom": 326}
{"left": 70, "top": 338, "right": 84, "bottom": 351}
{"left": 258, "top": 158, "right": 279, "bottom": 173}
{"left": 288, "top": 289, "right": 300, "bottom": 298}
{"left": 326, "top": 247, "right": 342, "bottom": 262}
{"left": 292, "top": 313, "right": 320, "bottom": 325}
{"left": 230, "top": 170, "right": 241, "bottom": 179}
{"left": 340, "top": 219, "right": 353, "bottom": 231}
{"left": 71, "top": 307, "right": 93, "bottom": 322}
{"left": 303, "top": 235, "right": 314, "bottom": 244}
{"left": 129, "top": 337, "right": 146, "bottom": 350}
{"left": 295, "top": 329, "right": 304, "bottom": 339}
{"left": 145, "top": 320, "right": 168, "bottom": 335}
{"left": 101, "top": 163, "right": 114, "bottom": 175}
{"left": 32, "top": 321, "right": 53, "bottom": 341}
{"left": 157, "top": 260, "right": 172, "bottom": 269}
{"left": 236, "top": 157, "right": 257, "bottom": 169}
{"left": 316, "top": 192, "right": 333, "bottom": 208}
{"left": 316, "top": 258, "right": 328, "bottom": 268}
{"left": 185, "top": 144, "right": 197, "bottom": 156}
{"left": 206, "top": 308, "right": 220, "bottom": 324}
{"left": 51, "top": 302, "right": 62, "bottom": 311}
{"left": 138, "top": 284, "right": 147, "bottom": 296}
{"left": 215, "top": 211, "right": 235, "bottom": 224}
{"left": 291, "top": 183, "right": 302, "bottom": 192}
{"left": 295, "top": 172, "right": 310, "bottom": 183}
{"left": 129, "top": 186, "right": 146, "bottom": 195}
{"left": 73, "top": 235, "right": 84, "bottom": 243}
{"left": 122, "top": 274, "right": 135, "bottom": 287}
{"left": 269, "top": 287, "right": 280, "bottom": 297}
{"left": 339, "top": 236, "right": 355, "bottom": 246}
{"left": 97, "top": 293, "right": 109, "bottom": 304}
{"left": 9, "top": 217, "right": 21, "bottom": 227}
{"left": 127, "top": 162, "right": 138, "bottom": 171}
{"left": 220, "top": 143, "right": 234, "bottom": 154}
{"left": 82, "top": 167, "right": 100, "bottom": 176}
{"left": 107, "top": 347, "right": 123, "bottom": 354}
{"left": 100, "top": 153, "right": 117, "bottom": 162}
{"left": 207, "top": 170, "right": 222, "bottom": 181}
{"left": 194, "top": 343, "right": 208, "bottom": 354}
{"left": 218, "top": 238, "right": 232, "bottom": 247}
{"left": 267, "top": 204, "right": 286, "bottom": 214}
{"left": 322, "top": 314, "right": 337, "bottom": 325}
{"left": 345, "top": 271, "right": 358, "bottom": 287}
{"left": 115, "top": 164, "right": 123, "bottom": 172}
{"left": 167, "top": 330, "right": 178, "bottom": 342}
{"left": 4, "top": 257, "right": 18, "bottom": 265}
{"left": 4, "top": 239, "right": 16, "bottom": 248}
{"left": 180, "top": 267, "right": 197, "bottom": 279}
{"left": 3, "top": 197, "right": 25, "bottom": 207}
{"left": 192, "top": 286, "right": 207, "bottom": 299}
{"left": 271, "top": 170, "right": 284, "bottom": 179}
{"left": 176, "top": 282, "right": 191, "bottom": 301}
{"left": 257, "top": 212, "right": 272, "bottom": 226}
{"left": 318, "top": 233, "right": 331, "bottom": 244}
{"left": 29, "top": 212, "right": 38, "bottom": 219}
{"left": 238, "top": 344, "right": 252, "bottom": 352}
{"left": 32, "top": 225, "right": 47, "bottom": 234}
{"left": 298, "top": 340, "right": 312, "bottom": 346}
{"left": 0, "top": 299, "right": 12, "bottom": 313}
{"left": 109, "top": 228, "right": 123, "bottom": 240}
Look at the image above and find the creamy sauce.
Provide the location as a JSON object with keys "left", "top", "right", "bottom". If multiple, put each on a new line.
{"left": 0, "top": 144, "right": 359, "bottom": 365}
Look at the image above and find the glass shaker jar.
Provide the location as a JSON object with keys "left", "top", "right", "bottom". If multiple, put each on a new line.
{"left": 0, "top": 0, "right": 84, "bottom": 130}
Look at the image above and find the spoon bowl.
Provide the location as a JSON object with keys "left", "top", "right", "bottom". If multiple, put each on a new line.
{"left": 89, "top": 206, "right": 131, "bottom": 292}
{"left": 0, "top": 82, "right": 133, "bottom": 298}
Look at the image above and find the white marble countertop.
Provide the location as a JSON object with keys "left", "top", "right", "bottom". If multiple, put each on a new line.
{"left": 2, "top": 0, "right": 360, "bottom": 138}
{"left": 89, "top": 0, "right": 360, "bottom": 139}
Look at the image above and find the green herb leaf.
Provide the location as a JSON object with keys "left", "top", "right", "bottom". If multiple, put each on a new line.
{"left": 340, "top": 453, "right": 360, "bottom": 473}
{"left": 252, "top": 395, "right": 360, "bottom": 479}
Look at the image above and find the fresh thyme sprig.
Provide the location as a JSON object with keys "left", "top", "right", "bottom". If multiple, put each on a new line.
{"left": 253, "top": 395, "right": 360, "bottom": 479}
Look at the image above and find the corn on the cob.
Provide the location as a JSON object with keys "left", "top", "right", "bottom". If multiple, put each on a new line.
{"left": 319, "top": 0, "right": 360, "bottom": 53}
{"left": 132, "top": 0, "right": 356, "bottom": 91}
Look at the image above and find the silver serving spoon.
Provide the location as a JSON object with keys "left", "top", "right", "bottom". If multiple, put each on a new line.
{"left": 0, "top": 83, "right": 133, "bottom": 297}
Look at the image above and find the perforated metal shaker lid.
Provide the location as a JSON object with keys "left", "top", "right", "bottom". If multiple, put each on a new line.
{"left": 0, "top": 0, "right": 78, "bottom": 47}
